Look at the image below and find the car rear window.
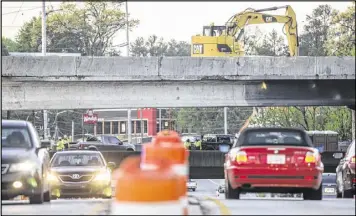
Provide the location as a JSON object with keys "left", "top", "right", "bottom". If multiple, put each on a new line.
{"left": 242, "top": 130, "right": 309, "bottom": 147}
{"left": 322, "top": 174, "right": 336, "bottom": 184}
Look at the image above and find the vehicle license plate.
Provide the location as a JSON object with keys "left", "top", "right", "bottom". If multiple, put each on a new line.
{"left": 267, "top": 154, "right": 286, "bottom": 164}
{"left": 324, "top": 188, "right": 335, "bottom": 193}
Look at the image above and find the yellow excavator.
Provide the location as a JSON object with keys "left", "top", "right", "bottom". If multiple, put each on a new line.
{"left": 191, "top": 5, "right": 299, "bottom": 57}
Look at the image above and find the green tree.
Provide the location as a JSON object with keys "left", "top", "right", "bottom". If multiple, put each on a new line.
{"left": 2, "top": 43, "right": 9, "bottom": 56}
{"left": 252, "top": 29, "right": 289, "bottom": 56}
{"left": 326, "top": 2, "right": 355, "bottom": 56}
{"left": 174, "top": 107, "right": 253, "bottom": 134}
{"left": 251, "top": 106, "right": 352, "bottom": 140}
{"left": 130, "top": 35, "right": 190, "bottom": 57}
{"left": 15, "top": 2, "right": 139, "bottom": 56}
{"left": 2, "top": 37, "right": 19, "bottom": 52}
{"left": 298, "top": 5, "right": 336, "bottom": 56}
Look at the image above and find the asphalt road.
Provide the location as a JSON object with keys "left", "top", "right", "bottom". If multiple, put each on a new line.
{"left": 1, "top": 198, "right": 111, "bottom": 215}
{"left": 189, "top": 179, "right": 356, "bottom": 215}
{"left": 2, "top": 179, "right": 354, "bottom": 215}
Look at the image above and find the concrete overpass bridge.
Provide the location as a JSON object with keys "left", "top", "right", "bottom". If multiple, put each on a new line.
{"left": 2, "top": 56, "right": 355, "bottom": 110}
{"left": 3, "top": 56, "right": 355, "bottom": 179}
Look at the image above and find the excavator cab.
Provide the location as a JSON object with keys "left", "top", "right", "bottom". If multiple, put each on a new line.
{"left": 202, "top": 25, "right": 226, "bottom": 37}
{"left": 191, "top": 25, "right": 244, "bottom": 57}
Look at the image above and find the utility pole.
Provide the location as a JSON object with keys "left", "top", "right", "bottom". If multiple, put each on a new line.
{"left": 127, "top": 109, "right": 132, "bottom": 143}
{"left": 42, "top": 1, "right": 48, "bottom": 139}
{"left": 224, "top": 107, "right": 228, "bottom": 134}
{"left": 71, "top": 120, "right": 74, "bottom": 142}
{"left": 159, "top": 109, "right": 162, "bottom": 131}
{"left": 125, "top": 1, "right": 132, "bottom": 144}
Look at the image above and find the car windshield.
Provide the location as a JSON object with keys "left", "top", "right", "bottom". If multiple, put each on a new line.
{"left": 217, "top": 136, "right": 231, "bottom": 143}
{"left": 243, "top": 130, "right": 308, "bottom": 146}
{"left": 1, "top": 127, "right": 32, "bottom": 148}
{"left": 322, "top": 174, "right": 336, "bottom": 184}
{"left": 51, "top": 153, "right": 104, "bottom": 167}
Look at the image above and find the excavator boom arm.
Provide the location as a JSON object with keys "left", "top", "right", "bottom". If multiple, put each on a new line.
{"left": 226, "top": 5, "right": 299, "bottom": 56}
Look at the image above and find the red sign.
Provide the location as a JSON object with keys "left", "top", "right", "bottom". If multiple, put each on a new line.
{"left": 83, "top": 109, "right": 98, "bottom": 124}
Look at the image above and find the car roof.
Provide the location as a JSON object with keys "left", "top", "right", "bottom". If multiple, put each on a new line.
{"left": 53, "top": 150, "right": 102, "bottom": 155}
{"left": 241, "top": 127, "right": 306, "bottom": 134}
{"left": 2, "top": 120, "right": 29, "bottom": 127}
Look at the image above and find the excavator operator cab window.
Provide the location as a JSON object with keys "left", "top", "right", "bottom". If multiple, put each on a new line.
{"left": 203, "top": 26, "right": 226, "bottom": 37}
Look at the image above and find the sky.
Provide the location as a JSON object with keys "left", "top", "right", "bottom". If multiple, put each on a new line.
{"left": 1, "top": 1, "right": 353, "bottom": 55}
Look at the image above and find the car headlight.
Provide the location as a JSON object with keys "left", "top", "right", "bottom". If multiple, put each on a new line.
{"left": 94, "top": 171, "right": 111, "bottom": 181}
{"left": 9, "top": 161, "right": 36, "bottom": 172}
{"left": 47, "top": 173, "right": 59, "bottom": 182}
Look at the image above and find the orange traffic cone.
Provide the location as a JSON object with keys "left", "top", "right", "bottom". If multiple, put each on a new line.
{"left": 142, "top": 130, "right": 189, "bottom": 215}
{"left": 111, "top": 156, "right": 182, "bottom": 215}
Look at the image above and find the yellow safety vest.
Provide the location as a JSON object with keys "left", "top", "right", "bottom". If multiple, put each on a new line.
{"left": 56, "top": 140, "right": 65, "bottom": 151}
{"left": 184, "top": 141, "right": 191, "bottom": 149}
{"left": 195, "top": 140, "right": 202, "bottom": 150}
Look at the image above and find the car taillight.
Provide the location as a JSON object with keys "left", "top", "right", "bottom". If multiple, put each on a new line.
{"left": 304, "top": 151, "right": 317, "bottom": 163}
{"left": 236, "top": 151, "right": 247, "bottom": 163}
{"left": 79, "top": 144, "right": 84, "bottom": 149}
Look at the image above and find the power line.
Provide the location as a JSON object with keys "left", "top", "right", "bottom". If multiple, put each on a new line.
{"left": 11, "top": 1, "right": 24, "bottom": 24}
{"left": 2, "top": 6, "right": 42, "bottom": 15}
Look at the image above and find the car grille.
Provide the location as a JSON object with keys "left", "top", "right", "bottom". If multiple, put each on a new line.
{"left": 59, "top": 175, "right": 93, "bottom": 182}
{"left": 61, "top": 188, "right": 91, "bottom": 194}
{"left": 1, "top": 164, "right": 9, "bottom": 175}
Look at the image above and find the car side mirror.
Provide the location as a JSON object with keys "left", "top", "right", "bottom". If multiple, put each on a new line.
{"left": 117, "top": 141, "right": 123, "bottom": 145}
{"left": 108, "top": 162, "right": 116, "bottom": 171}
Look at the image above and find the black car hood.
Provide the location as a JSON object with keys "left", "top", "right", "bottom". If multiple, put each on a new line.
{"left": 1, "top": 148, "right": 36, "bottom": 163}
{"left": 50, "top": 166, "right": 105, "bottom": 174}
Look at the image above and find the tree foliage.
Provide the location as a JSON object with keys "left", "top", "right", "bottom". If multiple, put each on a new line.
{"left": 326, "top": 2, "right": 355, "bottom": 56}
{"left": 298, "top": 5, "right": 336, "bottom": 56}
{"left": 251, "top": 106, "right": 353, "bottom": 140}
{"left": 15, "top": 2, "right": 139, "bottom": 56}
{"left": 2, "top": 37, "right": 19, "bottom": 52}
{"left": 2, "top": 43, "right": 9, "bottom": 56}
{"left": 130, "top": 35, "right": 190, "bottom": 57}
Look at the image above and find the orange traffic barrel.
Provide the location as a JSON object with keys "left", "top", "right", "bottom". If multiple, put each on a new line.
{"left": 111, "top": 156, "right": 182, "bottom": 215}
{"left": 141, "top": 130, "right": 189, "bottom": 215}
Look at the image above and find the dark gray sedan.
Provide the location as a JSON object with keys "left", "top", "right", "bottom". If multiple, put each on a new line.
{"left": 322, "top": 173, "right": 337, "bottom": 197}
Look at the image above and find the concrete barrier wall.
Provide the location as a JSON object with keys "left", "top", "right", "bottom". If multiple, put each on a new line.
{"left": 3, "top": 56, "right": 355, "bottom": 80}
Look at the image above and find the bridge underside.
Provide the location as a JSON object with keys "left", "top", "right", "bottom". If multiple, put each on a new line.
{"left": 2, "top": 80, "right": 355, "bottom": 110}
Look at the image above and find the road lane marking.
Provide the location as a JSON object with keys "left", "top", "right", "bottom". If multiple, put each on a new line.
{"left": 208, "top": 179, "right": 220, "bottom": 186}
{"left": 206, "top": 197, "right": 231, "bottom": 215}
{"left": 90, "top": 200, "right": 110, "bottom": 215}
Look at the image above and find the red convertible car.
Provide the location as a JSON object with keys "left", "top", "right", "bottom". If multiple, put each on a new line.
{"left": 224, "top": 127, "right": 324, "bottom": 200}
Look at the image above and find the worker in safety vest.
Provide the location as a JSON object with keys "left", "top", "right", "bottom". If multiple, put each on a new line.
{"left": 56, "top": 137, "right": 65, "bottom": 151}
{"left": 194, "top": 137, "right": 202, "bottom": 150}
{"left": 184, "top": 139, "right": 191, "bottom": 150}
